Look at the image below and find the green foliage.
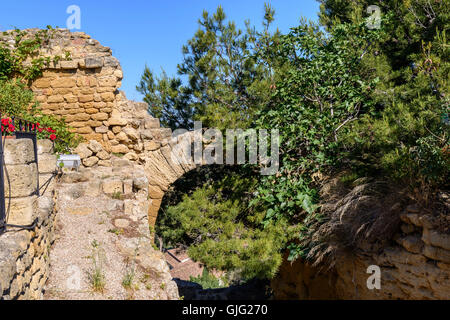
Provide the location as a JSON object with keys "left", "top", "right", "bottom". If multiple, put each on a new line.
{"left": 189, "top": 268, "right": 224, "bottom": 289}
{"left": 0, "top": 27, "right": 69, "bottom": 81}
{"left": 254, "top": 21, "right": 380, "bottom": 237}
{"left": 29, "top": 112, "right": 83, "bottom": 153}
{"left": 0, "top": 79, "right": 37, "bottom": 116}
{"left": 319, "top": 0, "right": 450, "bottom": 186}
{"left": 157, "top": 1, "right": 449, "bottom": 278}
{"left": 0, "top": 28, "right": 80, "bottom": 153}
{"left": 138, "top": 5, "right": 279, "bottom": 130}
{"left": 157, "top": 168, "right": 292, "bottom": 280}
{"left": 137, "top": 68, "right": 194, "bottom": 129}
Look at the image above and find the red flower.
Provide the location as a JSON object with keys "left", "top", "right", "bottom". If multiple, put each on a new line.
{"left": 8, "top": 124, "right": 15, "bottom": 132}
{"left": 36, "top": 122, "right": 40, "bottom": 127}
{"left": 49, "top": 134, "right": 56, "bottom": 141}
{"left": 1, "top": 119, "right": 10, "bottom": 126}
{"left": 38, "top": 128, "right": 43, "bottom": 133}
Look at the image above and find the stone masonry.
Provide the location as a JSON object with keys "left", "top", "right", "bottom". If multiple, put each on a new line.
{"left": 0, "top": 139, "right": 57, "bottom": 300}
{"left": 1, "top": 29, "right": 202, "bottom": 227}
{"left": 272, "top": 204, "right": 450, "bottom": 300}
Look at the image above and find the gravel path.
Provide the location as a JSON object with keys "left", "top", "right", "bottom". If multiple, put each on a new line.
{"left": 44, "top": 166, "right": 179, "bottom": 300}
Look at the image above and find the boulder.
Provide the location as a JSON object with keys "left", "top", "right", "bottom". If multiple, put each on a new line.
{"left": 74, "top": 144, "right": 92, "bottom": 159}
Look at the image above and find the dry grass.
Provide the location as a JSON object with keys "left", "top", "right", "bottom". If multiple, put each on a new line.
{"left": 300, "top": 174, "right": 407, "bottom": 268}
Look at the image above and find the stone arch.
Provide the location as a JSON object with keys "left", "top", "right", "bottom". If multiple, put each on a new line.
{"left": 144, "top": 131, "right": 207, "bottom": 226}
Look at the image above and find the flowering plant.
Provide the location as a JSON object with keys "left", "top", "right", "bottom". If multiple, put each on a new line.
{"left": 1, "top": 117, "right": 57, "bottom": 142}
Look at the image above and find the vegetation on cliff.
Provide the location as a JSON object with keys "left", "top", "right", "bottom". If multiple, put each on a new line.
{"left": 153, "top": 0, "right": 448, "bottom": 281}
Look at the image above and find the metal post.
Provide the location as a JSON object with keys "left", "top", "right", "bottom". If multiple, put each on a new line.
{"left": 0, "top": 114, "right": 6, "bottom": 235}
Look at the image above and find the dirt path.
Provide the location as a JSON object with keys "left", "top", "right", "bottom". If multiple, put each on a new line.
{"left": 43, "top": 160, "right": 179, "bottom": 300}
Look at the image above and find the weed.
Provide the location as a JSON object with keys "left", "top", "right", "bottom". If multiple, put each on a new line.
{"left": 88, "top": 240, "right": 106, "bottom": 293}
{"left": 112, "top": 191, "right": 122, "bottom": 200}
{"left": 122, "top": 270, "right": 135, "bottom": 290}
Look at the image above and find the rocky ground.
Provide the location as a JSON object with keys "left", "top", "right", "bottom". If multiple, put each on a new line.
{"left": 43, "top": 156, "right": 179, "bottom": 300}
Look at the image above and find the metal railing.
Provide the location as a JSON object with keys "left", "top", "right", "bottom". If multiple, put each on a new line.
{"left": 0, "top": 115, "right": 39, "bottom": 236}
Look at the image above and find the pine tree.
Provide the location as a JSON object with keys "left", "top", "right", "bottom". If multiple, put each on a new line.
{"left": 137, "top": 5, "right": 280, "bottom": 130}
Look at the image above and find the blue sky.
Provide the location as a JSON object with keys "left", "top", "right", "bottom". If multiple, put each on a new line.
{"left": 0, "top": 0, "right": 320, "bottom": 101}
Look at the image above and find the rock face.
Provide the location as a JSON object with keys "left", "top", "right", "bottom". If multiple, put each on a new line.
{"left": 272, "top": 205, "right": 450, "bottom": 300}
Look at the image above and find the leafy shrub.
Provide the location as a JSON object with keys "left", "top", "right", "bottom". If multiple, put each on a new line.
{"left": 0, "top": 28, "right": 81, "bottom": 153}
{"left": 157, "top": 168, "right": 292, "bottom": 280}
{"left": 190, "top": 268, "right": 224, "bottom": 290}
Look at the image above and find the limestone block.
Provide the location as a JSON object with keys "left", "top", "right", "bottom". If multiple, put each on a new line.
{"left": 116, "top": 132, "right": 129, "bottom": 142}
{"left": 108, "top": 110, "right": 127, "bottom": 126}
{"left": 97, "top": 150, "right": 111, "bottom": 160}
{"left": 103, "top": 56, "right": 120, "bottom": 67}
{"left": 395, "top": 235, "right": 424, "bottom": 254}
{"left": 60, "top": 60, "right": 78, "bottom": 69}
{"left": 133, "top": 176, "right": 148, "bottom": 191}
{"left": 64, "top": 95, "right": 78, "bottom": 103}
{"left": 88, "top": 140, "right": 103, "bottom": 153}
{"left": 91, "top": 112, "right": 109, "bottom": 121}
{"left": 73, "top": 144, "right": 92, "bottom": 160}
{"left": 37, "top": 139, "right": 54, "bottom": 155}
{"left": 83, "top": 133, "right": 103, "bottom": 143}
{"left": 123, "top": 179, "right": 133, "bottom": 195}
{"left": 144, "top": 118, "right": 160, "bottom": 129}
{"left": 76, "top": 76, "right": 97, "bottom": 87}
{"left": 98, "top": 76, "right": 117, "bottom": 87}
{"left": 123, "top": 127, "right": 139, "bottom": 141}
{"left": 98, "top": 160, "right": 112, "bottom": 167}
{"left": 83, "top": 156, "right": 99, "bottom": 167}
{"left": 37, "top": 154, "right": 57, "bottom": 174}
{"left": 4, "top": 139, "right": 35, "bottom": 165}
{"left": 114, "top": 69, "right": 123, "bottom": 79}
{"left": 8, "top": 196, "right": 38, "bottom": 226}
{"left": 148, "top": 185, "right": 164, "bottom": 199}
{"left": 112, "top": 126, "right": 122, "bottom": 134}
{"left": 95, "top": 126, "right": 109, "bottom": 133}
{"left": 124, "top": 152, "right": 138, "bottom": 161}
{"left": 4, "top": 163, "right": 38, "bottom": 198}
{"left": 87, "top": 120, "right": 103, "bottom": 128}
{"left": 75, "top": 127, "right": 93, "bottom": 134}
{"left": 111, "top": 144, "right": 129, "bottom": 154}
{"left": 422, "top": 229, "right": 450, "bottom": 251}
{"left": 84, "top": 57, "right": 103, "bottom": 68}
{"left": 102, "top": 179, "right": 123, "bottom": 194}
{"left": 78, "top": 95, "right": 94, "bottom": 103}
{"left": 33, "top": 78, "right": 51, "bottom": 88}
{"left": 101, "top": 92, "right": 115, "bottom": 102}
{"left": 423, "top": 245, "right": 450, "bottom": 263}
{"left": 39, "top": 174, "right": 56, "bottom": 195}
{"left": 47, "top": 95, "right": 64, "bottom": 103}
{"left": 66, "top": 113, "right": 91, "bottom": 122}
{"left": 50, "top": 78, "right": 76, "bottom": 88}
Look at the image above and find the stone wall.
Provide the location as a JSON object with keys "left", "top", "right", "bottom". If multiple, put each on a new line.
{"left": 272, "top": 205, "right": 450, "bottom": 300}
{"left": 1, "top": 29, "right": 197, "bottom": 227}
{"left": 0, "top": 139, "right": 57, "bottom": 300}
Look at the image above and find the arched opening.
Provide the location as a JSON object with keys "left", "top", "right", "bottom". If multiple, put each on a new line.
{"left": 153, "top": 164, "right": 274, "bottom": 300}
